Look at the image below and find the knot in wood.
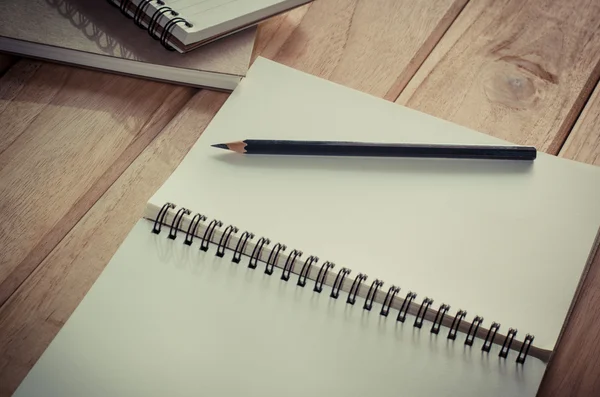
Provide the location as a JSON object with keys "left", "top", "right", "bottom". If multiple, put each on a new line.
{"left": 482, "top": 55, "right": 555, "bottom": 109}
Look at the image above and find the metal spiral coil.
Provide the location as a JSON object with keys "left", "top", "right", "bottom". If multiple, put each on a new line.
{"left": 152, "top": 202, "right": 174, "bottom": 234}
{"left": 184, "top": 213, "right": 206, "bottom": 246}
{"left": 363, "top": 279, "right": 383, "bottom": 311}
{"left": 414, "top": 297, "right": 433, "bottom": 328}
{"left": 249, "top": 237, "right": 270, "bottom": 269}
{"left": 110, "top": 0, "right": 192, "bottom": 50}
{"left": 499, "top": 328, "right": 518, "bottom": 358}
{"left": 380, "top": 286, "right": 400, "bottom": 317}
{"left": 448, "top": 310, "right": 467, "bottom": 340}
{"left": 297, "top": 256, "right": 318, "bottom": 287}
{"left": 232, "top": 231, "right": 254, "bottom": 263}
{"left": 330, "top": 268, "right": 351, "bottom": 299}
{"left": 346, "top": 273, "right": 367, "bottom": 305}
{"left": 148, "top": 6, "right": 175, "bottom": 40}
{"left": 517, "top": 334, "right": 535, "bottom": 364}
{"left": 431, "top": 304, "right": 450, "bottom": 334}
{"left": 482, "top": 322, "right": 501, "bottom": 352}
{"left": 160, "top": 17, "right": 193, "bottom": 50}
{"left": 168, "top": 207, "right": 190, "bottom": 240}
{"left": 265, "top": 243, "right": 287, "bottom": 275}
{"left": 281, "top": 250, "right": 303, "bottom": 281}
{"left": 153, "top": 203, "right": 536, "bottom": 364}
{"left": 200, "top": 220, "right": 222, "bottom": 251}
{"left": 134, "top": 0, "right": 153, "bottom": 27}
{"left": 117, "top": 0, "right": 134, "bottom": 18}
{"left": 216, "top": 225, "right": 238, "bottom": 258}
{"left": 465, "top": 316, "right": 483, "bottom": 346}
{"left": 397, "top": 291, "right": 416, "bottom": 323}
{"left": 314, "top": 262, "right": 335, "bottom": 293}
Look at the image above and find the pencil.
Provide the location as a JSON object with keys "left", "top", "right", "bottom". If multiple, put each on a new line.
{"left": 211, "top": 140, "right": 537, "bottom": 161}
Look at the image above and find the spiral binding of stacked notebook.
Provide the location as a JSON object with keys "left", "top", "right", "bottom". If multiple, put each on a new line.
{"left": 153, "top": 202, "right": 536, "bottom": 364}
{"left": 108, "top": 0, "right": 193, "bottom": 50}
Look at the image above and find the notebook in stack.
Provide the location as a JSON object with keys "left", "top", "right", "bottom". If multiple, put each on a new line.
{"left": 107, "top": 0, "right": 312, "bottom": 53}
{"left": 11, "top": 58, "right": 600, "bottom": 397}
{"left": 0, "top": 0, "right": 308, "bottom": 89}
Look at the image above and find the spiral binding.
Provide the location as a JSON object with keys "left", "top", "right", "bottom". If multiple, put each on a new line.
{"left": 152, "top": 202, "right": 536, "bottom": 364}
{"left": 363, "top": 279, "right": 383, "bottom": 311}
{"left": 430, "top": 304, "right": 449, "bottom": 334}
{"left": 330, "top": 268, "right": 350, "bottom": 299}
{"left": 282, "top": 250, "right": 303, "bottom": 281}
{"left": 397, "top": 291, "right": 416, "bottom": 322}
{"left": 380, "top": 286, "right": 399, "bottom": 316}
{"left": 108, "top": 0, "right": 193, "bottom": 51}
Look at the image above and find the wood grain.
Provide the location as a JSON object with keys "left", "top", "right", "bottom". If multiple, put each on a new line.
{"left": 537, "top": 247, "right": 600, "bottom": 397}
{"left": 0, "top": 90, "right": 227, "bottom": 397}
{"left": 0, "top": 60, "right": 196, "bottom": 308}
{"left": 397, "top": 0, "right": 600, "bottom": 153}
{"left": 1, "top": 0, "right": 600, "bottom": 395}
{"left": 559, "top": 80, "right": 600, "bottom": 165}
{"left": 254, "top": 0, "right": 469, "bottom": 100}
{"left": 536, "top": 79, "right": 600, "bottom": 397}
{"left": 251, "top": 4, "right": 309, "bottom": 63}
{"left": 0, "top": 2, "right": 477, "bottom": 390}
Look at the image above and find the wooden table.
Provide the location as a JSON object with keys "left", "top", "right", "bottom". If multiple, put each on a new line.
{"left": 1, "top": 0, "right": 600, "bottom": 395}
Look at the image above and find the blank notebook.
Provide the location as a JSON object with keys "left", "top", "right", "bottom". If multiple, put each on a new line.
{"left": 109, "top": 0, "right": 312, "bottom": 53}
{"left": 0, "top": 0, "right": 256, "bottom": 90}
{"left": 12, "top": 58, "right": 600, "bottom": 397}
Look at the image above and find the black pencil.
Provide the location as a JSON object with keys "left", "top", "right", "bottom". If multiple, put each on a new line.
{"left": 211, "top": 140, "right": 537, "bottom": 161}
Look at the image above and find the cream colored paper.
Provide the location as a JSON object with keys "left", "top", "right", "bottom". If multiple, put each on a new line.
{"left": 12, "top": 220, "right": 546, "bottom": 397}
{"left": 148, "top": 57, "right": 600, "bottom": 353}
{"left": 132, "top": 0, "right": 310, "bottom": 48}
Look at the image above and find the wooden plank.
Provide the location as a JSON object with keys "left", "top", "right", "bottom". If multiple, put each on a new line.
{"left": 6, "top": 1, "right": 600, "bottom": 395}
{"left": 0, "top": 60, "right": 196, "bottom": 308}
{"left": 0, "top": 90, "right": 227, "bottom": 397}
{"left": 251, "top": 4, "right": 309, "bottom": 63}
{"left": 536, "top": 79, "right": 600, "bottom": 397}
{"left": 0, "top": 53, "right": 17, "bottom": 76}
{"left": 537, "top": 248, "right": 600, "bottom": 397}
{"left": 559, "top": 80, "right": 600, "bottom": 165}
{"left": 394, "top": 0, "right": 600, "bottom": 394}
{"left": 0, "top": 2, "right": 473, "bottom": 392}
{"left": 254, "top": 0, "right": 469, "bottom": 100}
{"left": 397, "top": 0, "right": 600, "bottom": 153}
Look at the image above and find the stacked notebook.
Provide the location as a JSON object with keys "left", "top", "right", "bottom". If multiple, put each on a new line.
{"left": 107, "top": 0, "right": 312, "bottom": 53}
{"left": 11, "top": 58, "right": 600, "bottom": 397}
{"left": 0, "top": 0, "right": 308, "bottom": 90}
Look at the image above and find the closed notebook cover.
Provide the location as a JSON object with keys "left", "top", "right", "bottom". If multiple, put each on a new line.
{"left": 0, "top": 0, "right": 255, "bottom": 80}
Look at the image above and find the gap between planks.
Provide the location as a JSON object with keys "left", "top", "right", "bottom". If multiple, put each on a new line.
{"left": 397, "top": 0, "right": 600, "bottom": 155}
{"left": 556, "top": 65, "right": 600, "bottom": 157}
{"left": 254, "top": 0, "right": 470, "bottom": 101}
{"left": 0, "top": 53, "right": 18, "bottom": 77}
{"left": 0, "top": 0, "right": 473, "bottom": 313}
{"left": 0, "top": 63, "right": 198, "bottom": 310}
{"left": 0, "top": 90, "right": 229, "bottom": 397}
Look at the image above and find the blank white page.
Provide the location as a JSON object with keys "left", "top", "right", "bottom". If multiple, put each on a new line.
{"left": 148, "top": 57, "right": 600, "bottom": 352}
{"left": 12, "top": 220, "right": 546, "bottom": 397}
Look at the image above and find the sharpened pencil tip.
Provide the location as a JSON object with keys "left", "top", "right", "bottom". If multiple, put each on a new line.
{"left": 211, "top": 143, "right": 228, "bottom": 150}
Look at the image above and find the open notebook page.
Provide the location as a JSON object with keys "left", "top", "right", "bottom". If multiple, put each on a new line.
{"left": 12, "top": 219, "right": 547, "bottom": 397}
{"left": 148, "top": 57, "right": 600, "bottom": 354}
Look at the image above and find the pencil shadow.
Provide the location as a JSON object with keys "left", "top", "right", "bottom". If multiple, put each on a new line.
{"left": 212, "top": 153, "right": 535, "bottom": 176}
